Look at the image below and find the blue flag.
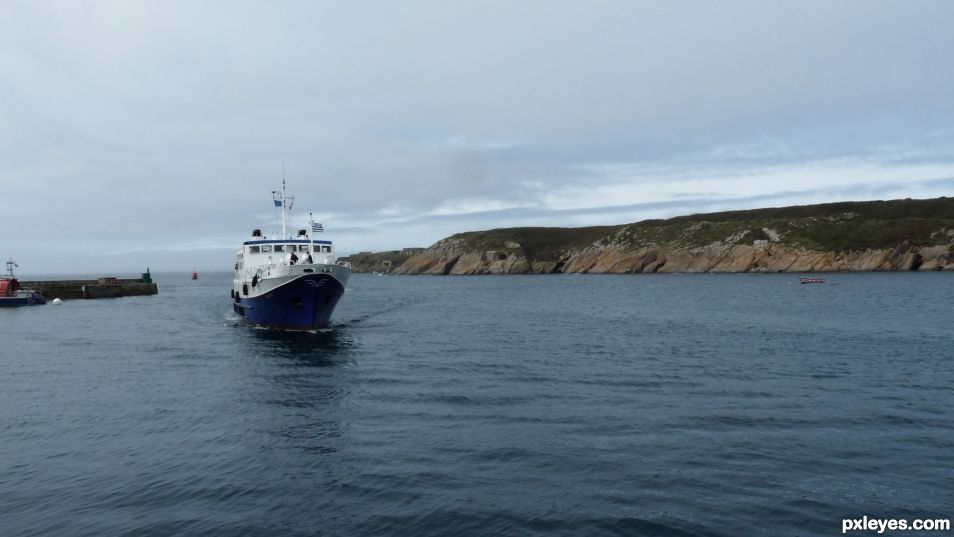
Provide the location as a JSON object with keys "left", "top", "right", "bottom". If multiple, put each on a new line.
{"left": 274, "top": 200, "right": 282, "bottom": 207}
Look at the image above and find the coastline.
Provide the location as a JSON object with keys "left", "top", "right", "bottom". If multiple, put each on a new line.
{"left": 343, "top": 197, "right": 954, "bottom": 275}
{"left": 349, "top": 241, "right": 954, "bottom": 275}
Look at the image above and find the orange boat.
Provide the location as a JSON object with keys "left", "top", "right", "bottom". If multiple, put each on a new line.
{"left": 0, "top": 258, "right": 46, "bottom": 306}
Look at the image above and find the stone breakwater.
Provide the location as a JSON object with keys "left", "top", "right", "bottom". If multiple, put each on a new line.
{"left": 389, "top": 239, "right": 954, "bottom": 275}
{"left": 19, "top": 277, "right": 159, "bottom": 299}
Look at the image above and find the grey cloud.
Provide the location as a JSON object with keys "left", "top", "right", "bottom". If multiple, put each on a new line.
{"left": 325, "top": 176, "right": 954, "bottom": 238}
{"left": 2, "top": 1, "right": 953, "bottom": 273}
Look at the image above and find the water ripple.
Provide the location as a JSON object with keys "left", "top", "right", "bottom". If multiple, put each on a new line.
{"left": 1, "top": 272, "right": 953, "bottom": 536}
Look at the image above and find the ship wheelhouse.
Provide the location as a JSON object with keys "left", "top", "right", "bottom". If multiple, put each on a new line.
{"left": 240, "top": 226, "right": 338, "bottom": 271}
{"left": 242, "top": 239, "right": 334, "bottom": 255}
{"left": 242, "top": 226, "right": 334, "bottom": 256}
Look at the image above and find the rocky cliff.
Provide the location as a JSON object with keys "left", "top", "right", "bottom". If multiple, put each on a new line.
{"left": 383, "top": 197, "right": 954, "bottom": 274}
{"left": 340, "top": 251, "right": 413, "bottom": 273}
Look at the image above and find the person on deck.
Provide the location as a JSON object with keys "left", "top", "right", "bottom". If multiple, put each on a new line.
{"left": 289, "top": 251, "right": 299, "bottom": 265}
{"left": 304, "top": 252, "right": 313, "bottom": 264}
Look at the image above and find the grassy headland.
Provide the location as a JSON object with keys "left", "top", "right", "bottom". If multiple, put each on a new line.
{"left": 366, "top": 197, "right": 954, "bottom": 274}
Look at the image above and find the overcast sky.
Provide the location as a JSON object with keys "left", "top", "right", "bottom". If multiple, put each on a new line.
{"left": 3, "top": 1, "right": 954, "bottom": 274}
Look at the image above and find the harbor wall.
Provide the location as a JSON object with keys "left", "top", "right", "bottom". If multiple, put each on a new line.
{"left": 19, "top": 279, "right": 158, "bottom": 300}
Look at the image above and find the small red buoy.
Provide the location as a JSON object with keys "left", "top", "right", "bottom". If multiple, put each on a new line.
{"left": 192, "top": 270, "right": 198, "bottom": 280}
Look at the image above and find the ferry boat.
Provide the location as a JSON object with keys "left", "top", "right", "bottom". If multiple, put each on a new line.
{"left": 799, "top": 276, "right": 826, "bottom": 284}
{"left": 0, "top": 258, "right": 46, "bottom": 307}
{"left": 231, "top": 181, "right": 351, "bottom": 330}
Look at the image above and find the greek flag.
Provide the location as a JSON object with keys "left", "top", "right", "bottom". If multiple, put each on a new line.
{"left": 274, "top": 200, "right": 282, "bottom": 207}
{"left": 312, "top": 223, "right": 324, "bottom": 233}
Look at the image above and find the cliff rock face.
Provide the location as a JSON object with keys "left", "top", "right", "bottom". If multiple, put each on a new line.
{"left": 390, "top": 240, "right": 953, "bottom": 275}
{"left": 341, "top": 251, "right": 413, "bottom": 273}
{"left": 374, "top": 198, "right": 954, "bottom": 275}
{"left": 391, "top": 239, "right": 535, "bottom": 275}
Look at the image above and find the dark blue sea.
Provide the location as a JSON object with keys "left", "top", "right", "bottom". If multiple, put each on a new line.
{"left": 2, "top": 272, "right": 952, "bottom": 536}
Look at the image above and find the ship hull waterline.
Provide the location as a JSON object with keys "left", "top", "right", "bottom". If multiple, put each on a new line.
{"left": 0, "top": 291, "right": 46, "bottom": 307}
{"left": 233, "top": 273, "right": 345, "bottom": 330}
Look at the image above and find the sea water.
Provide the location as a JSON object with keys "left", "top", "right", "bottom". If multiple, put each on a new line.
{"left": 1, "top": 272, "right": 952, "bottom": 536}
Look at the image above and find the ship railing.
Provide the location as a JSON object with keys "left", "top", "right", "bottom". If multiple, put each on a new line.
{"left": 253, "top": 260, "right": 347, "bottom": 279}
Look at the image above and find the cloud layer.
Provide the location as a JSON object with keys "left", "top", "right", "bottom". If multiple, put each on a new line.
{"left": 2, "top": 1, "right": 953, "bottom": 273}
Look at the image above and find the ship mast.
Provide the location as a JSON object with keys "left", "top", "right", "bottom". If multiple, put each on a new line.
{"left": 273, "top": 176, "right": 294, "bottom": 239}
{"left": 281, "top": 179, "right": 287, "bottom": 238}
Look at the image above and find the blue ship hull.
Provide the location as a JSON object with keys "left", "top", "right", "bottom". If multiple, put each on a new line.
{"left": 0, "top": 292, "right": 46, "bottom": 307}
{"left": 233, "top": 273, "right": 345, "bottom": 330}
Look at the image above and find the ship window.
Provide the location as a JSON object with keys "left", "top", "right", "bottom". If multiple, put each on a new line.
{"left": 321, "top": 245, "right": 331, "bottom": 253}
{"left": 261, "top": 245, "right": 272, "bottom": 253}
{"left": 274, "top": 245, "right": 285, "bottom": 252}
{"left": 313, "top": 245, "right": 322, "bottom": 252}
{"left": 249, "top": 246, "right": 260, "bottom": 253}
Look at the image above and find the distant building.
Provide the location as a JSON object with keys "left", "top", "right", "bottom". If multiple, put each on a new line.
{"left": 402, "top": 247, "right": 425, "bottom": 255}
